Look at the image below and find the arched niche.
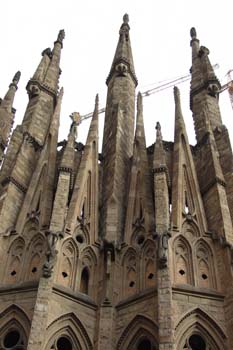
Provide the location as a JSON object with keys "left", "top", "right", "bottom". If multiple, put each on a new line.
{"left": 195, "top": 239, "right": 216, "bottom": 289}
{"left": 79, "top": 247, "right": 97, "bottom": 298}
{"left": 4, "top": 238, "right": 25, "bottom": 284}
{"left": 173, "top": 235, "right": 194, "bottom": 285}
{"left": 182, "top": 220, "right": 200, "bottom": 241}
{"left": 0, "top": 304, "right": 31, "bottom": 350}
{"left": 121, "top": 247, "right": 138, "bottom": 298}
{"left": 117, "top": 315, "right": 158, "bottom": 350}
{"left": 142, "top": 240, "right": 156, "bottom": 289}
{"left": 26, "top": 233, "right": 45, "bottom": 281}
{"left": 80, "top": 267, "right": 89, "bottom": 295}
{"left": 175, "top": 308, "right": 227, "bottom": 350}
{"left": 56, "top": 239, "right": 78, "bottom": 289}
{"left": 44, "top": 313, "right": 93, "bottom": 350}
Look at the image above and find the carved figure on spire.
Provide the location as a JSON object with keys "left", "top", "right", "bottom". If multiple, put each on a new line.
{"left": 156, "top": 122, "right": 163, "bottom": 142}
{"left": 123, "top": 13, "right": 129, "bottom": 24}
{"left": 190, "top": 27, "right": 197, "bottom": 39}
{"left": 57, "top": 29, "right": 65, "bottom": 44}
{"left": 119, "top": 14, "right": 130, "bottom": 39}
{"left": 69, "top": 112, "right": 81, "bottom": 140}
{"left": 12, "top": 71, "right": 21, "bottom": 85}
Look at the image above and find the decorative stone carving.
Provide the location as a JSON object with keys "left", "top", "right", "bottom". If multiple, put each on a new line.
{"left": 27, "top": 209, "right": 40, "bottom": 223}
{"left": 190, "top": 27, "right": 197, "bottom": 39}
{"left": 12, "top": 71, "right": 21, "bottom": 84}
{"left": 41, "top": 47, "right": 52, "bottom": 58}
{"left": 2, "top": 226, "right": 17, "bottom": 237}
{"left": 57, "top": 29, "right": 65, "bottom": 44}
{"left": 27, "top": 83, "right": 41, "bottom": 98}
{"left": 43, "top": 230, "right": 63, "bottom": 278}
{"left": 158, "top": 230, "right": 171, "bottom": 269}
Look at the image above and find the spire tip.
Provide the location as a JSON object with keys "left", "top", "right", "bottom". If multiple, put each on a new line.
{"left": 57, "top": 29, "right": 65, "bottom": 44}
{"left": 13, "top": 71, "right": 21, "bottom": 84}
{"left": 123, "top": 13, "right": 129, "bottom": 24}
{"left": 174, "top": 86, "right": 180, "bottom": 102}
{"left": 190, "top": 27, "right": 197, "bottom": 40}
{"left": 155, "top": 122, "right": 162, "bottom": 141}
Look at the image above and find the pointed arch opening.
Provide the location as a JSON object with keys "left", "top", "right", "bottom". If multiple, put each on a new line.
{"left": 121, "top": 247, "right": 138, "bottom": 298}
{"left": 173, "top": 235, "right": 194, "bottom": 286}
{"left": 117, "top": 315, "right": 158, "bottom": 350}
{"left": 0, "top": 305, "right": 31, "bottom": 350}
{"left": 56, "top": 239, "right": 78, "bottom": 289}
{"left": 45, "top": 313, "right": 93, "bottom": 350}
{"left": 26, "top": 233, "right": 45, "bottom": 281}
{"left": 142, "top": 240, "right": 156, "bottom": 289}
{"left": 175, "top": 308, "right": 227, "bottom": 350}
{"left": 80, "top": 267, "right": 89, "bottom": 295}
{"left": 5, "top": 238, "right": 25, "bottom": 284}
{"left": 195, "top": 239, "right": 216, "bottom": 289}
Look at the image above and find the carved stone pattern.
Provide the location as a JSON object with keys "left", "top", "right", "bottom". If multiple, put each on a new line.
{"left": 24, "top": 132, "right": 43, "bottom": 152}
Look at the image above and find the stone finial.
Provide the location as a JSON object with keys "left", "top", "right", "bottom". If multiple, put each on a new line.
{"left": 57, "top": 29, "right": 65, "bottom": 44}
{"left": 69, "top": 112, "right": 81, "bottom": 140}
{"left": 156, "top": 122, "right": 162, "bottom": 142}
{"left": 42, "top": 47, "right": 52, "bottom": 58}
{"left": 70, "top": 112, "right": 81, "bottom": 125}
{"left": 12, "top": 71, "right": 21, "bottom": 85}
{"left": 119, "top": 14, "right": 130, "bottom": 37}
{"left": 123, "top": 13, "right": 129, "bottom": 24}
{"left": 190, "top": 27, "right": 197, "bottom": 39}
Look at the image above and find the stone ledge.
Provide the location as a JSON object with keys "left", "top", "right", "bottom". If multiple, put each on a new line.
{"left": 172, "top": 284, "right": 224, "bottom": 301}
{"left": 116, "top": 286, "right": 157, "bottom": 310}
{"left": 0, "top": 280, "right": 39, "bottom": 294}
{"left": 52, "top": 284, "right": 98, "bottom": 310}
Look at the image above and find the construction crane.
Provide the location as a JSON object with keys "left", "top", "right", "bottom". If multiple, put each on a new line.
{"left": 220, "top": 70, "right": 233, "bottom": 109}
{"left": 80, "top": 64, "right": 233, "bottom": 122}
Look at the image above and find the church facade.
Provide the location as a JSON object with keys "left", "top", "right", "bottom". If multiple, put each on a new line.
{"left": 0, "top": 14, "right": 233, "bottom": 350}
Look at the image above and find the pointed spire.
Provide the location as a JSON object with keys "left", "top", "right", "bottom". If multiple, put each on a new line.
{"left": 174, "top": 86, "right": 186, "bottom": 136}
{"left": 43, "top": 29, "right": 65, "bottom": 93}
{"left": 153, "top": 122, "right": 166, "bottom": 169}
{"left": 86, "top": 94, "right": 99, "bottom": 145}
{"left": 60, "top": 111, "right": 80, "bottom": 170}
{"left": 1, "top": 71, "right": 21, "bottom": 111}
{"left": 0, "top": 71, "right": 21, "bottom": 159}
{"left": 135, "top": 92, "right": 146, "bottom": 146}
{"left": 190, "top": 27, "right": 220, "bottom": 105}
{"left": 106, "top": 14, "right": 137, "bottom": 86}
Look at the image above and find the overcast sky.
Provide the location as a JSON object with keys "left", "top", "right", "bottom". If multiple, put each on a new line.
{"left": 1, "top": 0, "right": 233, "bottom": 148}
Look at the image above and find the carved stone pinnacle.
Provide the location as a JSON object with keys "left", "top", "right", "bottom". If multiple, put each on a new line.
{"left": 123, "top": 13, "right": 129, "bottom": 24}
{"left": 13, "top": 71, "right": 21, "bottom": 84}
{"left": 190, "top": 27, "right": 197, "bottom": 39}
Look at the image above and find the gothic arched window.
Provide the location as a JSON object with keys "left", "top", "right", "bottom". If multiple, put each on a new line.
{"left": 57, "top": 239, "right": 78, "bottom": 289}
{"left": 182, "top": 334, "right": 209, "bottom": 349}
{"left": 173, "top": 236, "right": 194, "bottom": 285}
{"left": 137, "top": 338, "right": 152, "bottom": 350}
{"left": 5, "top": 238, "right": 25, "bottom": 284}
{"left": 51, "top": 336, "right": 73, "bottom": 350}
{"left": 0, "top": 328, "right": 27, "bottom": 350}
{"left": 80, "top": 267, "right": 89, "bottom": 295}
{"left": 122, "top": 248, "right": 138, "bottom": 298}
{"left": 142, "top": 241, "right": 156, "bottom": 289}
{"left": 195, "top": 240, "right": 215, "bottom": 289}
{"left": 26, "top": 234, "right": 45, "bottom": 281}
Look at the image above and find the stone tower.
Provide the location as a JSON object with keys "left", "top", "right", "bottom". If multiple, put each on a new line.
{"left": 0, "top": 15, "right": 232, "bottom": 350}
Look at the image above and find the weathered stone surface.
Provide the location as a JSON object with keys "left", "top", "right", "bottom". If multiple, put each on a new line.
{"left": 0, "top": 17, "right": 232, "bottom": 350}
